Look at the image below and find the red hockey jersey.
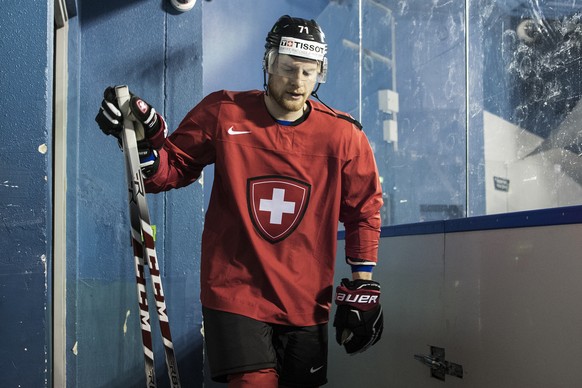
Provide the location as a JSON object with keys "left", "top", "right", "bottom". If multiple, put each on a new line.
{"left": 145, "top": 90, "right": 382, "bottom": 326}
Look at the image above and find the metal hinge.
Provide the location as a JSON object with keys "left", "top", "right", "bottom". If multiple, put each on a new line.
{"left": 414, "top": 346, "right": 464, "bottom": 381}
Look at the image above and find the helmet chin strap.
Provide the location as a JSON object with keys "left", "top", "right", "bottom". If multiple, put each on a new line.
{"left": 263, "top": 70, "right": 269, "bottom": 96}
{"left": 310, "top": 87, "right": 363, "bottom": 130}
{"left": 311, "top": 83, "right": 321, "bottom": 96}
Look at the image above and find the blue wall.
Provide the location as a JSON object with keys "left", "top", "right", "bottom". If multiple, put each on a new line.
{"left": 70, "top": 1, "right": 204, "bottom": 386}
{"left": 0, "top": 0, "right": 52, "bottom": 386}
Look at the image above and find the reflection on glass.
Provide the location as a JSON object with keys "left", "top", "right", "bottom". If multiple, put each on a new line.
{"left": 482, "top": 2, "right": 582, "bottom": 215}
{"left": 345, "top": 0, "right": 582, "bottom": 226}
{"left": 361, "top": 0, "right": 468, "bottom": 225}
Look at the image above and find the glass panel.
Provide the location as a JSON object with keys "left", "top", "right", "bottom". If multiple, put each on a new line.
{"left": 363, "top": 0, "right": 582, "bottom": 226}
{"left": 368, "top": 0, "right": 468, "bottom": 225}
{"left": 475, "top": 0, "right": 582, "bottom": 215}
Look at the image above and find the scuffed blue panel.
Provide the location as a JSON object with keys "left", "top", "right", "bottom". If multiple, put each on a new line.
{"left": 0, "top": 273, "right": 48, "bottom": 386}
{"left": 0, "top": 1, "right": 52, "bottom": 272}
{"left": 72, "top": 0, "right": 204, "bottom": 386}
{"left": 72, "top": 280, "right": 144, "bottom": 387}
{"left": 77, "top": 0, "right": 167, "bottom": 278}
{"left": 0, "top": 0, "right": 52, "bottom": 386}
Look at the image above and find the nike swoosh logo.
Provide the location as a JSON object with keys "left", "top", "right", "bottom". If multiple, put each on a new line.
{"left": 310, "top": 366, "right": 324, "bottom": 374}
{"left": 227, "top": 126, "right": 252, "bottom": 135}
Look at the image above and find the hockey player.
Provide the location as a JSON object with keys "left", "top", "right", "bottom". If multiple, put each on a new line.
{"left": 96, "top": 15, "right": 384, "bottom": 388}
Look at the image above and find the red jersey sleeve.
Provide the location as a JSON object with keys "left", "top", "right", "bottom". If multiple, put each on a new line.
{"left": 144, "top": 97, "right": 218, "bottom": 193}
{"left": 339, "top": 129, "right": 383, "bottom": 264}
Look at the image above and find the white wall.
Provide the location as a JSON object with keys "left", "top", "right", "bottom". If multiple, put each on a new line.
{"left": 329, "top": 223, "right": 582, "bottom": 387}
{"left": 484, "top": 111, "right": 582, "bottom": 214}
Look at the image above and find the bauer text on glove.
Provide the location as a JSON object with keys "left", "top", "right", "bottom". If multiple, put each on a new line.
{"left": 333, "top": 278, "right": 384, "bottom": 354}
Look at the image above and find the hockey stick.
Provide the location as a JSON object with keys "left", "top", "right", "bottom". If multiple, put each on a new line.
{"left": 116, "top": 85, "right": 181, "bottom": 388}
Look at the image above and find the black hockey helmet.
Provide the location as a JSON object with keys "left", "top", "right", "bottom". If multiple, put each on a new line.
{"left": 266, "top": 15, "right": 326, "bottom": 53}
{"left": 263, "top": 15, "right": 328, "bottom": 84}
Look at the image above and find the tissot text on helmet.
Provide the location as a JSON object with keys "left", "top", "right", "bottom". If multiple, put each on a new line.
{"left": 279, "top": 37, "right": 327, "bottom": 61}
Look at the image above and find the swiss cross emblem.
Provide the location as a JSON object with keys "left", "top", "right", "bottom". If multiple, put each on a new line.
{"left": 247, "top": 176, "right": 311, "bottom": 243}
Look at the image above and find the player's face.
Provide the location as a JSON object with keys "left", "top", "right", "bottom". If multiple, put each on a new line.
{"left": 266, "top": 54, "right": 319, "bottom": 116}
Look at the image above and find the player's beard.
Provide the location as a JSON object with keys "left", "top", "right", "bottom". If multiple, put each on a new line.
{"left": 267, "top": 76, "right": 312, "bottom": 113}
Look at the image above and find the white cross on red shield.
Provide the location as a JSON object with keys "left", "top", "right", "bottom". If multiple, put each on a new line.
{"left": 247, "top": 176, "right": 311, "bottom": 243}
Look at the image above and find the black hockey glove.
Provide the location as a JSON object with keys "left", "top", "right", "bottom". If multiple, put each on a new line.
{"left": 95, "top": 86, "right": 163, "bottom": 141}
{"left": 95, "top": 86, "right": 166, "bottom": 176}
{"left": 95, "top": 86, "right": 124, "bottom": 137}
{"left": 333, "top": 278, "right": 383, "bottom": 354}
